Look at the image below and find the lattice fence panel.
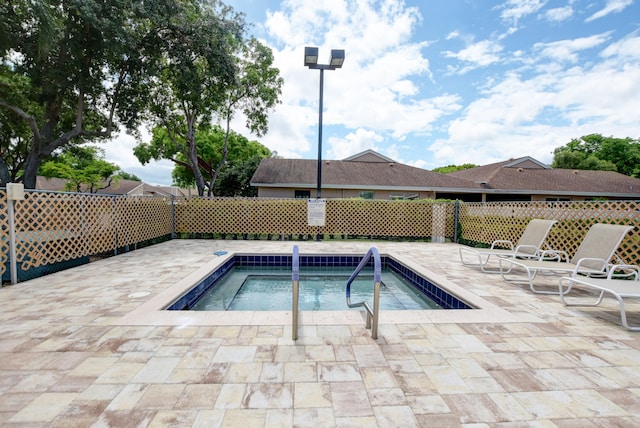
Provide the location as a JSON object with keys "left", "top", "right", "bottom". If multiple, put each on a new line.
{"left": 11, "top": 192, "right": 97, "bottom": 270}
{"left": 323, "top": 200, "right": 438, "bottom": 237}
{"left": 0, "top": 191, "right": 8, "bottom": 277}
{"left": 175, "top": 198, "right": 316, "bottom": 235}
{"left": 459, "top": 201, "right": 640, "bottom": 265}
{"left": 174, "top": 198, "right": 450, "bottom": 238}
{"left": 77, "top": 194, "right": 118, "bottom": 254}
{"left": 114, "top": 196, "right": 173, "bottom": 246}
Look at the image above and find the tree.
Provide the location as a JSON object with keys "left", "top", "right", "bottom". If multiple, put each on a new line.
{"left": 209, "top": 37, "right": 283, "bottom": 196}
{"left": 135, "top": 35, "right": 283, "bottom": 196}
{"left": 552, "top": 134, "right": 640, "bottom": 177}
{"left": 433, "top": 163, "right": 477, "bottom": 174}
{"left": 0, "top": 67, "right": 36, "bottom": 184}
{"left": 213, "top": 156, "right": 264, "bottom": 197}
{"left": 0, "top": 0, "right": 229, "bottom": 188}
{"left": 39, "top": 146, "right": 122, "bottom": 192}
{"left": 136, "top": 125, "right": 271, "bottom": 192}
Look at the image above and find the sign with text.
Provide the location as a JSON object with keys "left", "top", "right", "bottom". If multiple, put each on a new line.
{"left": 307, "top": 199, "right": 326, "bottom": 226}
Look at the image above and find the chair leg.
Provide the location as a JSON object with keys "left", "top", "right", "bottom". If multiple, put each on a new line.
{"left": 615, "top": 296, "right": 640, "bottom": 331}
{"left": 526, "top": 268, "right": 559, "bottom": 294}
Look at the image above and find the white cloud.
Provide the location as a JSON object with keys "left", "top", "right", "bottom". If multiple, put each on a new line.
{"left": 428, "top": 36, "right": 640, "bottom": 166}
{"left": 601, "top": 33, "right": 640, "bottom": 60}
{"left": 498, "top": 0, "right": 547, "bottom": 23}
{"left": 106, "top": 132, "right": 175, "bottom": 185}
{"left": 254, "top": 0, "right": 453, "bottom": 158}
{"left": 586, "top": 0, "right": 634, "bottom": 22}
{"left": 533, "top": 32, "right": 611, "bottom": 63}
{"left": 543, "top": 6, "right": 574, "bottom": 22}
{"left": 327, "top": 128, "right": 384, "bottom": 159}
{"left": 443, "top": 40, "right": 504, "bottom": 73}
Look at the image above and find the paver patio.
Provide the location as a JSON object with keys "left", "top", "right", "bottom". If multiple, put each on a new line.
{"left": 1, "top": 240, "right": 639, "bottom": 427}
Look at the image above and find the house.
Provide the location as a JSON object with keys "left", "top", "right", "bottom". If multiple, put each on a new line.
{"left": 250, "top": 150, "right": 483, "bottom": 200}
{"left": 35, "top": 176, "right": 197, "bottom": 197}
{"left": 250, "top": 151, "right": 640, "bottom": 201}
{"left": 447, "top": 157, "right": 640, "bottom": 202}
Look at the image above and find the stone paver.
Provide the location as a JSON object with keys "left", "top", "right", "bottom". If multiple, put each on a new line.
{"left": 1, "top": 240, "right": 640, "bottom": 426}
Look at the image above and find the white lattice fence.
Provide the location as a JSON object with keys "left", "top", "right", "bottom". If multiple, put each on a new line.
{"left": 0, "top": 190, "right": 8, "bottom": 277}
{"left": 174, "top": 198, "right": 448, "bottom": 238}
{"left": 459, "top": 201, "right": 640, "bottom": 264}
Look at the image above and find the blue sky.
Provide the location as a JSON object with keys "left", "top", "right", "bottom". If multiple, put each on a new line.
{"left": 108, "top": 0, "right": 640, "bottom": 185}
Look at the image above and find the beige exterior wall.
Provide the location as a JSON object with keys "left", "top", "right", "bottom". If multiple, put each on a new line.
{"left": 531, "top": 194, "right": 587, "bottom": 202}
{"left": 257, "top": 187, "right": 436, "bottom": 200}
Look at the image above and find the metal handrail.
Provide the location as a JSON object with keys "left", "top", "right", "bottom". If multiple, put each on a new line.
{"left": 292, "top": 245, "right": 300, "bottom": 340}
{"left": 346, "top": 247, "right": 381, "bottom": 339}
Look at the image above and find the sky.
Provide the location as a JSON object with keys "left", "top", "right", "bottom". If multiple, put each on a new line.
{"left": 106, "top": 0, "right": 640, "bottom": 186}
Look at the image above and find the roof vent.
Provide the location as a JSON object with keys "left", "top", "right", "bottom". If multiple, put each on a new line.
{"left": 389, "top": 163, "right": 394, "bottom": 167}
{"left": 573, "top": 170, "right": 579, "bottom": 174}
{"left": 518, "top": 168, "right": 523, "bottom": 172}
{"left": 325, "top": 160, "right": 330, "bottom": 165}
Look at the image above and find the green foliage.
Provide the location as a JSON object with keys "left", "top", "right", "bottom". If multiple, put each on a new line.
{"left": 114, "top": 171, "right": 141, "bottom": 181}
{"left": 38, "top": 146, "right": 121, "bottom": 192}
{"left": 0, "top": 0, "right": 252, "bottom": 189}
{"left": 552, "top": 134, "right": 640, "bottom": 177}
{"left": 213, "top": 156, "right": 264, "bottom": 197}
{"left": 162, "top": 125, "right": 270, "bottom": 191}
{"left": 138, "top": 30, "right": 283, "bottom": 196}
{"left": 432, "top": 164, "right": 477, "bottom": 174}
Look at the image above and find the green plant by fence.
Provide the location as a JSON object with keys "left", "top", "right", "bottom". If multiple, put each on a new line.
{"left": 1, "top": 189, "right": 638, "bottom": 282}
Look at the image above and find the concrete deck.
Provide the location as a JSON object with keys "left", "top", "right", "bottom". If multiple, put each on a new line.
{"left": 1, "top": 240, "right": 639, "bottom": 427}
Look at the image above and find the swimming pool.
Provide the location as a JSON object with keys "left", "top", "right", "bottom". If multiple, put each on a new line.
{"left": 166, "top": 253, "right": 472, "bottom": 312}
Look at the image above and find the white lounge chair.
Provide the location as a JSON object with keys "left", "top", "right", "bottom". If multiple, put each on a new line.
{"left": 459, "top": 219, "right": 557, "bottom": 273}
{"left": 559, "top": 265, "right": 640, "bottom": 331}
{"left": 499, "top": 223, "right": 634, "bottom": 294}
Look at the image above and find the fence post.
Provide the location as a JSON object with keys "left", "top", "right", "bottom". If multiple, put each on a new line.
{"left": 113, "top": 195, "right": 118, "bottom": 256}
{"left": 453, "top": 199, "right": 460, "bottom": 243}
{"left": 171, "top": 195, "right": 175, "bottom": 239}
{"left": 6, "top": 183, "right": 25, "bottom": 285}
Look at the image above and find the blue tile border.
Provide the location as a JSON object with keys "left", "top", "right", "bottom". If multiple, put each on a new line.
{"left": 167, "top": 254, "right": 472, "bottom": 311}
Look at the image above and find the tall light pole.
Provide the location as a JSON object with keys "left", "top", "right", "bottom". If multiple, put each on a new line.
{"left": 304, "top": 47, "right": 345, "bottom": 198}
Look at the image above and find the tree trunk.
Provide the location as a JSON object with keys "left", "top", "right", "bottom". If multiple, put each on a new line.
{"left": 186, "top": 115, "right": 207, "bottom": 196}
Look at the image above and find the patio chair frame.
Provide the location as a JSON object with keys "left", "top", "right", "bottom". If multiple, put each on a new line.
{"left": 498, "top": 223, "right": 634, "bottom": 294}
{"left": 559, "top": 265, "right": 640, "bottom": 331}
{"left": 459, "top": 219, "right": 557, "bottom": 273}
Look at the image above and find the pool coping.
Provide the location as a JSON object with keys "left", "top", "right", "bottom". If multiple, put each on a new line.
{"left": 115, "top": 250, "right": 524, "bottom": 326}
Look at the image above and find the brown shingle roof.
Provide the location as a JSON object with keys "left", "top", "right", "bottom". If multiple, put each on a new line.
{"left": 448, "top": 157, "right": 640, "bottom": 196}
{"left": 251, "top": 158, "right": 482, "bottom": 190}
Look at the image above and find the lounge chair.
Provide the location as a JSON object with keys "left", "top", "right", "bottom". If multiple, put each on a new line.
{"left": 499, "top": 223, "right": 634, "bottom": 294}
{"left": 459, "top": 219, "right": 557, "bottom": 273}
{"left": 559, "top": 265, "right": 640, "bottom": 331}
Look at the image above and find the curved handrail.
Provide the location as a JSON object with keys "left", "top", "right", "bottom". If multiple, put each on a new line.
{"left": 346, "top": 247, "right": 381, "bottom": 339}
{"left": 346, "top": 247, "right": 381, "bottom": 306}
{"left": 292, "top": 245, "right": 300, "bottom": 340}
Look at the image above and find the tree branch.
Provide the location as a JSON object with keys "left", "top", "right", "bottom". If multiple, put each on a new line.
{"left": 0, "top": 99, "right": 42, "bottom": 144}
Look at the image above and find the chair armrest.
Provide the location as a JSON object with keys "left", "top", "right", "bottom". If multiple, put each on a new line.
{"left": 491, "top": 240, "right": 514, "bottom": 250}
{"left": 571, "top": 258, "right": 608, "bottom": 276}
{"left": 607, "top": 264, "right": 640, "bottom": 279}
{"left": 539, "top": 249, "right": 569, "bottom": 262}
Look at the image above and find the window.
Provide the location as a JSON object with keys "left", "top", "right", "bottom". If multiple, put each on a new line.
{"left": 390, "top": 193, "right": 419, "bottom": 200}
{"left": 295, "top": 190, "right": 311, "bottom": 199}
{"left": 359, "top": 191, "right": 374, "bottom": 199}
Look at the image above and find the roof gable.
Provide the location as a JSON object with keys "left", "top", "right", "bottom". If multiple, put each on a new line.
{"left": 343, "top": 149, "right": 396, "bottom": 163}
{"left": 504, "top": 157, "right": 550, "bottom": 169}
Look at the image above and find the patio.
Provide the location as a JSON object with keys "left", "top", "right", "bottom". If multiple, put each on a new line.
{"left": 1, "top": 240, "right": 639, "bottom": 427}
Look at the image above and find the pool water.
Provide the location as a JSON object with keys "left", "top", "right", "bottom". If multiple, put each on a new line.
{"left": 190, "top": 266, "right": 442, "bottom": 311}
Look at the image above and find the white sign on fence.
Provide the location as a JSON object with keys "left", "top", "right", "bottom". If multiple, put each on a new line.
{"left": 307, "top": 199, "right": 326, "bottom": 226}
